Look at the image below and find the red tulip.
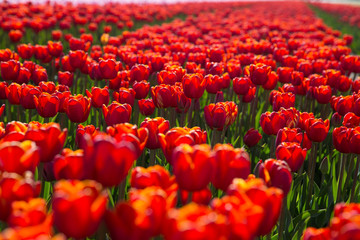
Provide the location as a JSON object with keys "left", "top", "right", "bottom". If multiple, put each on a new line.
{"left": 182, "top": 73, "right": 207, "bottom": 99}
{"left": 304, "top": 118, "right": 330, "bottom": 142}
{"left": 138, "top": 99, "right": 155, "bottom": 116}
{"left": 34, "top": 92, "right": 60, "bottom": 118}
{"left": 83, "top": 135, "right": 137, "bottom": 187}
{"left": 6, "top": 83, "right": 22, "bottom": 105}
{"left": 163, "top": 203, "right": 228, "bottom": 240}
{"left": 276, "top": 142, "right": 307, "bottom": 172}
{"left": 86, "top": 86, "right": 110, "bottom": 108}
{"left": 0, "top": 140, "right": 39, "bottom": 175}
{"left": 244, "top": 128, "right": 262, "bottom": 147}
{"left": 17, "top": 44, "right": 34, "bottom": 60}
{"left": 47, "top": 41, "right": 63, "bottom": 58}
{"left": 211, "top": 144, "right": 250, "bottom": 191}
{"left": 130, "top": 64, "right": 150, "bottom": 82}
{"left": 99, "top": 59, "right": 118, "bottom": 79}
{"left": 333, "top": 127, "right": 352, "bottom": 153}
{"left": 204, "top": 101, "right": 238, "bottom": 131}
{"left": 140, "top": 117, "right": 170, "bottom": 149}
{"left": 25, "top": 122, "right": 67, "bottom": 162}
{"left": 113, "top": 87, "right": 136, "bottom": 106}
{"left": 133, "top": 80, "right": 150, "bottom": 99}
{"left": 227, "top": 176, "right": 283, "bottom": 236}
{"left": 58, "top": 71, "right": 73, "bottom": 87}
{"left": 102, "top": 102, "right": 132, "bottom": 126}
{"left": 52, "top": 180, "right": 107, "bottom": 239}
{"left": 159, "top": 127, "right": 207, "bottom": 165}
{"left": 53, "top": 149, "right": 85, "bottom": 180}
{"left": 0, "top": 172, "right": 40, "bottom": 221}
{"left": 258, "top": 159, "right": 292, "bottom": 195}
{"left": 302, "top": 227, "right": 330, "bottom": 240}
{"left": 172, "top": 144, "right": 213, "bottom": 192}
{"left": 9, "top": 30, "right": 23, "bottom": 43}
{"left": 64, "top": 95, "right": 91, "bottom": 123}
{"left": 233, "top": 77, "right": 250, "bottom": 95}
{"left": 151, "top": 84, "right": 177, "bottom": 108}
{"left": 260, "top": 111, "right": 287, "bottom": 136}
{"left": 1, "top": 60, "right": 20, "bottom": 81}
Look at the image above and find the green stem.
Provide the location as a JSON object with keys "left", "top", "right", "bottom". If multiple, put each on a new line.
{"left": 337, "top": 153, "right": 347, "bottom": 203}
{"left": 351, "top": 154, "right": 360, "bottom": 202}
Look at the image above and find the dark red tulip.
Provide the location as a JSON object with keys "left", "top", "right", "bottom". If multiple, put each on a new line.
{"left": 133, "top": 80, "right": 150, "bottom": 99}
{"left": 1, "top": 60, "right": 20, "bottom": 81}
{"left": 58, "top": 71, "right": 74, "bottom": 87}
{"left": 99, "top": 59, "right": 118, "bottom": 79}
{"left": 244, "top": 128, "right": 262, "bottom": 147}
{"left": 258, "top": 159, "right": 292, "bottom": 195}
{"left": 138, "top": 99, "right": 155, "bottom": 116}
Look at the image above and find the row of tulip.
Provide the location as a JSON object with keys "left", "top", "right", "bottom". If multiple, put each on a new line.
{"left": 0, "top": 0, "right": 360, "bottom": 239}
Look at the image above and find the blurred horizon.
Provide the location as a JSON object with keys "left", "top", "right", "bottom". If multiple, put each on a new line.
{"left": 4, "top": 0, "right": 360, "bottom": 4}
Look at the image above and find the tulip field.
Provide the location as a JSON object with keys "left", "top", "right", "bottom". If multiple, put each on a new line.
{"left": 0, "top": 0, "right": 360, "bottom": 239}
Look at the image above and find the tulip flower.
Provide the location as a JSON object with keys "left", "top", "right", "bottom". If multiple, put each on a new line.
{"left": 15, "top": 67, "right": 31, "bottom": 84}
{"left": 52, "top": 180, "right": 107, "bottom": 239}
{"left": 159, "top": 127, "right": 207, "bottom": 164}
{"left": 163, "top": 203, "right": 228, "bottom": 240}
{"left": 204, "top": 101, "right": 238, "bottom": 131}
{"left": 99, "top": 59, "right": 118, "bottom": 79}
{"left": 227, "top": 176, "right": 283, "bottom": 236}
{"left": 275, "top": 142, "right": 307, "bottom": 172}
{"left": 130, "top": 165, "right": 175, "bottom": 190}
{"left": 86, "top": 86, "right": 110, "bottom": 108}
{"left": 151, "top": 84, "right": 177, "bottom": 108}
{"left": 64, "top": 95, "right": 91, "bottom": 123}
{"left": 140, "top": 117, "right": 170, "bottom": 149}
{"left": 1, "top": 60, "right": 20, "bottom": 81}
{"left": 7, "top": 198, "right": 49, "bottom": 228}
{"left": 0, "top": 172, "right": 41, "bottom": 221}
{"left": 57, "top": 71, "right": 73, "bottom": 87}
{"left": 211, "top": 144, "right": 251, "bottom": 191}
{"left": 34, "top": 92, "right": 60, "bottom": 118}
{"left": 233, "top": 77, "right": 251, "bottom": 95}
{"left": 47, "top": 41, "right": 63, "bottom": 57}
{"left": 0, "top": 140, "right": 40, "bottom": 175}
{"left": 182, "top": 73, "right": 207, "bottom": 99}
{"left": 82, "top": 135, "right": 137, "bottom": 187}
{"left": 138, "top": 99, "right": 155, "bottom": 116}
{"left": 244, "top": 128, "right": 262, "bottom": 147}
{"left": 257, "top": 159, "right": 292, "bottom": 195}
{"left": 102, "top": 102, "right": 132, "bottom": 126}
{"left": 172, "top": 144, "right": 213, "bottom": 191}
{"left": 130, "top": 64, "right": 150, "bottom": 82}
{"left": 53, "top": 148, "right": 85, "bottom": 180}
{"left": 17, "top": 44, "right": 34, "bottom": 60}
{"left": 133, "top": 80, "right": 150, "bottom": 99}
{"left": 304, "top": 118, "right": 330, "bottom": 142}
{"left": 25, "top": 122, "right": 67, "bottom": 162}
{"left": 113, "top": 87, "right": 136, "bottom": 106}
